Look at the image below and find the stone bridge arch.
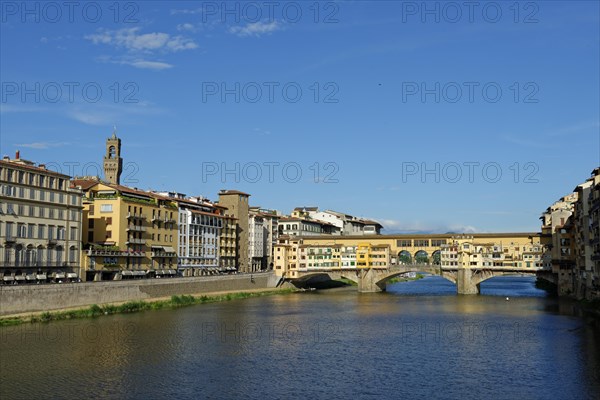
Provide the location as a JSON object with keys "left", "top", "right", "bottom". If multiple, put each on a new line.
{"left": 414, "top": 250, "right": 429, "bottom": 264}
{"left": 292, "top": 271, "right": 360, "bottom": 287}
{"left": 470, "top": 270, "right": 537, "bottom": 288}
{"left": 364, "top": 264, "right": 458, "bottom": 292}
{"left": 397, "top": 250, "right": 412, "bottom": 264}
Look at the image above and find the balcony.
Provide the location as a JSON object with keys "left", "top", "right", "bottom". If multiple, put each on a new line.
{"left": 1, "top": 261, "right": 78, "bottom": 268}
{"left": 126, "top": 225, "right": 147, "bottom": 232}
{"left": 125, "top": 238, "right": 146, "bottom": 245}
{"left": 88, "top": 248, "right": 122, "bottom": 257}
{"left": 4, "top": 237, "right": 16, "bottom": 245}
{"left": 151, "top": 251, "right": 177, "bottom": 258}
{"left": 47, "top": 239, "right": 58, "bottom": 246}
{"left": 125, "top": 251, "right": 145, "bottom": 257}
{"left": 127, "top": 212, "right": 145, "bottom": 220}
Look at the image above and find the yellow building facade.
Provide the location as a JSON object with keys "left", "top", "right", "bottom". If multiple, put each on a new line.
{"left": 75, "top": 179, "right": 179, "bottom": 281}
{"left": 300, "top": 233, "right": 540, "bottom": 265}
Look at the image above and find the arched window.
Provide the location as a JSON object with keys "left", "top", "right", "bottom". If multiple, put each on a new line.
{"left": 398, "top": 250, "right": 412, "bottom": 264}
{"left": 25, "top": 245, "right": 34, "bottom": 266}
{"left": 4, "top": 247, "right": 12, "bottom": 265}
{"left": 69, "top": 246, "right": 76, "bottom": 263}
{"left": 56, "top": 246, "right": 63, "bottom": 264}
{"left": 415, "top": 250, "right": 428, "bottom": 264}
{"left": 15, "top": 245, "right": 23, "bottom": 266}
{"left": 108, "top": 146, "right": 116, "bottom": 159}
{"left": 37, "top": 246, "right": 44, "bottom": 265}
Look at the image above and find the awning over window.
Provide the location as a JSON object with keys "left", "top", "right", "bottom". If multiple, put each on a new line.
{"left": 67, "top": 273, "right": 78, "bottom": 279}
{"left": 122, "top": 271, "right": 133, "bottom": 276}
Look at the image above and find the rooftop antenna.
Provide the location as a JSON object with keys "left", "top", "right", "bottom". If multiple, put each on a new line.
{"left": 112, "top": 124, "right": 117, "bottom": 138}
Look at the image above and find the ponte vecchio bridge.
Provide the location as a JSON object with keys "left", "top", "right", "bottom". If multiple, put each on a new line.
{"left": 281, "top": 232, "right": 556, "bottom": 294}
{"left": 291, "top": 263, "right": 555, "bottom": 294}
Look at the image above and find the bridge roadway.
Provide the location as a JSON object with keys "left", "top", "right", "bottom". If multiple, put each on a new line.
{"left": 290, "top": 264, "right": 557, "bottom": 294}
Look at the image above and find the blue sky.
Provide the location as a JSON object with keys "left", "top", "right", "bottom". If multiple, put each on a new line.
{"left": 1, "top": 1, "right": 598, "bottom": 233}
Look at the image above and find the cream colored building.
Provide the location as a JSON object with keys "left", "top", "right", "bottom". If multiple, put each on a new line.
{"left": 0, "top": 152, "right": 83, "bottom": 283}
{"left": 273, "top": 236, "right": 302, "bottom": 278}
{"left": 299, "top": 243, "right": 341, "bottom": 270}
{"left": 220, "top": 214, "right": 237, "bottom": 271}
{"left": 274, "top": 237, "right": 392, "bottom": 277}
{"left": 75, "top": 179, "right": 179, "bottom": 281}
{"left": 441, "top": 235, "right": 542, "bottom": 269}
{"left": 154, "top": 192, "right": 225, "bottom": 276}
{"left": 217, "top": 190, "right": 250, "bottom": 272}
{"left": 248, "top": 211, "right": 264, "bottom": 272}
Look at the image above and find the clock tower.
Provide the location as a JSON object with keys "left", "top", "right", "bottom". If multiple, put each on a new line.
{"left": 103, "top": 128, "right": 123, "bottom": 184}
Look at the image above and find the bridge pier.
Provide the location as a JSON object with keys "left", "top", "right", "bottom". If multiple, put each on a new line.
{"left": 293, "top": 265, "right": 544, "bottom": 295}
{"left": 456, "top": 269, "right": 480, "bottom": 295}
{"left": 357, "top": 269, "right": 384, "bottom": 293}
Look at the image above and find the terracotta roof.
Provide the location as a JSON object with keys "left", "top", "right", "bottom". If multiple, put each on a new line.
{"left": 74, "top": 179, "right": 175, "bottom": 202}
{"left": 0, "top": 159, "right": 71, "bottom": 178}
{"left": 71, "top": 179, "right": 99, "bottom": 190}
{"left": 188, "top": 209, "right": 225, "bottom": 218}
{"left": 219, "top": 189, "right": 250, "bottom": 196}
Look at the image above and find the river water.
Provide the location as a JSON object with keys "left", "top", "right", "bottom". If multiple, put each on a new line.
{"left": 1, "top": 276, "right": 599, "bottom": 400}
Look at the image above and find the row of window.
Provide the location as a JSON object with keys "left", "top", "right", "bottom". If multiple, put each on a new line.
{"left": 279, "top": 223, "right": 323, "bottom": 232}
{"left": 2, "top": 245, "right": 78, "bottom": 265}
{"left": 1, "top": 184, "right": 79, "bottom": 205}
{"left": 180, "top": 227, "right": 220, "bottom": 236}
{"left": 179, "top": 237, "right": 218, "bottom": 245}
{"left": 1, "top": 221, "right": 77, "bottom": 241}
{"left": 0, "top": 168, "right": 66, "bottom": 190}
{"left": 0, "top": 202, "right": 79, "bottom": 221}
{"left": 396, "top": 239, "right": 448, "bottom": 247}
{"left": 150, "top": 233, "right": 174, "bottom": 242}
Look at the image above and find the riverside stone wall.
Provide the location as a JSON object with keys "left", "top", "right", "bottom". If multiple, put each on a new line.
{"left": 0, "top": 272, "right": 281, "bottom": 316}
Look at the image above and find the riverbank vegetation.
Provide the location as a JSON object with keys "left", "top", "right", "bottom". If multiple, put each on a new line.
{"left": 387, "top": 274, "right": 425, "bottom": 284}
{"left": 0, "top": 288, "right": 296, "bottom": 327}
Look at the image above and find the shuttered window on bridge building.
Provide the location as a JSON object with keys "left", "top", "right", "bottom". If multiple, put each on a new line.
{"left": 431, "top": 239, "right": 447, "bottom": 247}
{"left": 397, "top": 240, "right": 412, "bottom": 247}
{"left": 414, "top": 240, "right": 429, "bottom": 247}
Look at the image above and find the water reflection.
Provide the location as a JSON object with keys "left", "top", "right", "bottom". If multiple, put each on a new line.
{"left": 1, "top": 276, "right": 599, "bottom": 400}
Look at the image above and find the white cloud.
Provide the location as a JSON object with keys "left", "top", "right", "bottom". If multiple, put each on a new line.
{"left": 85, "top": 27, "right": 197, "bottom": 53}
{"left": 95, "top": 55, "right": 174, "bottom": 71}
{"left": 0, "top": 105, "right": 47, "bottom": 114}
{"left": 14, "top": 142, "right": 70, "bottom": 150}
{"left": 170, "top": 8, "right": 202, "bottom": 15}
{"left": 229, "top": 21, "right": 282, "bottom": 37}
{"left": 177, "top": 23, "right": 197, "bottom": 33}
{"left": 125, "top": 60, "right": 173, "bottom": 70}
{"left": 252, "top": 128, "right": 271, "bottom": 136}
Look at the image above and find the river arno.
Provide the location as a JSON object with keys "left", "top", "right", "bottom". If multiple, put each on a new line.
{"left": 1, "top": 276, "right": 599, "bottom": 400}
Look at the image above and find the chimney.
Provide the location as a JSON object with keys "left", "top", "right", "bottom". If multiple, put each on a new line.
{"left": 15, "top": 150, "right": 20, "bottom": 159}
{"left": 39, "top": 164, "right": 46, "bottom": 169}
